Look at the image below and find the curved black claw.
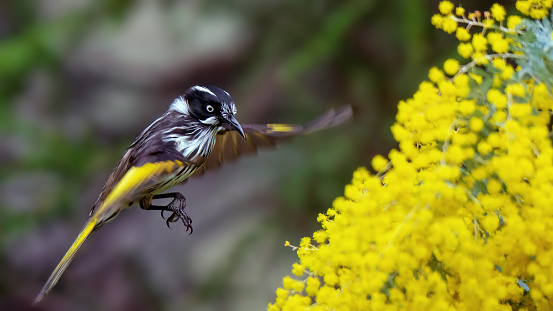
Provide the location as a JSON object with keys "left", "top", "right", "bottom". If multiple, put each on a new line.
{"left": 165, "top": 213, "right": 178, "bottom": 229}
{"left": 148, "top": 192, "right": 193, "bottom": 234}
{"left": 165, "top": 210, "right": 192, "bottom": 233}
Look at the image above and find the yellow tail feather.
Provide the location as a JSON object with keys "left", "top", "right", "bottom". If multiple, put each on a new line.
{"left": 34, "top": 217, "right": 98, "bottom": 304}
{"left": 34, "top": 161, "right": 182, "bottom": 304}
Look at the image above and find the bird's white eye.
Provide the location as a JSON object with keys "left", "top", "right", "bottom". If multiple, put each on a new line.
{"left": 206, "top": 105, "right": 214, "bottom": 113}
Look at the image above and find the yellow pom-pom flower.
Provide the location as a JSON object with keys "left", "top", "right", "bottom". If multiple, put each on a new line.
{"left": 442, "top": 17, "right": 458, "bottom": 33}
{"left": 472, "top": 33, "right": 488, "bottom": 51}
{"left": 372, "top": 154, "right": 389, "bottom": 172}
{"left": 505, "top": 83, "right": 526, "bottom": 97}
{"left": 431, "top": 14, "right": 444, "bottom": 29}
{"left": 457, "top": 42, "right": 473, "bottom": 58}
{"left": 488, "top": 33, "right": 510, "bottom": 53}
{"left": 456, "top": 27, "right": 471, "bottom": 41}
{"left": 456, "top": 6, "right": 465, "bottom": 16}
{"left": 428, "top": 67, "right": 446, "bottom": 83}
{"left": 439, "top": 1, "right": 455, "bottom": 14}
{"left": 491, "top": 3, "right": 506, "bottom": 21}
{"left": 469, "top": 117, "right": 484, "bottom": 132}
{"left": 444, "top": 59, "right": 460, "bottom": 75}
{"left": 487, "top": 88, "right": 508, "bottom": 108}
{"left": 507, "top": 15, "right": 522, "bottom": 30}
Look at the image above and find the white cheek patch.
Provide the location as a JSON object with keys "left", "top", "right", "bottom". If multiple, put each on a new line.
{"left": 169, "top": 96, "right": 190, "bottom": 115}
{"left": 200, "top": 116, "right": 218, "bottom": 125}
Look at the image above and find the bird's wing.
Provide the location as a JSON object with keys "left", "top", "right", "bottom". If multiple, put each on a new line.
{"left": 34, "top": 159, "right": 188, "bottom": 304}
{"left": 193, "top": 105, "right": 352, "bottom": 177}
{"left": 92, "top": 160, "right": 186, "bottom": 220}
{"left": 88, "top": 142, "right": 190, "bottom": 217}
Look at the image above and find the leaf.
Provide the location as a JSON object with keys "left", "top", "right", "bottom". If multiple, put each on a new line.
{"left": 517, "top": 279, "right": 530, "bottom": 292}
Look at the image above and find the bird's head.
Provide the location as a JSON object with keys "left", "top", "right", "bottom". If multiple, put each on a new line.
{"left": 182, "top": 85, "right": 245, "bottom": 138}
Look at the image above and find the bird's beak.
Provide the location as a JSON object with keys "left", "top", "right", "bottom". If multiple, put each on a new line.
{"left": 226, "top": 115, "right": 246, "bottom": 139}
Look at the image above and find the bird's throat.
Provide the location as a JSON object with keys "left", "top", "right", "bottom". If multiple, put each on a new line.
{"left": 164, "top": 125, "right": 218, "bottom": 160}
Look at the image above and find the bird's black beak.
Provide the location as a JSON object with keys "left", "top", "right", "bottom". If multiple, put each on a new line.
{"left": 226, "top": 115, "right": 246, "bottom": 139}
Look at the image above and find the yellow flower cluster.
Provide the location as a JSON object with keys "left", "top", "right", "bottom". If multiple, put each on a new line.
{"left": 432, "top": 1, "right": 522, "bottom": 67}
{"left": 516, "top": 0, "right": 553, "bottom": 19}
{"left": 269, "top": 1, "right": 553, "bottom": 310}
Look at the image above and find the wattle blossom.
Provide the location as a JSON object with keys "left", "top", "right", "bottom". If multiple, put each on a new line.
{"left": 269, "top": 1, "right": 553, "bottom": 310}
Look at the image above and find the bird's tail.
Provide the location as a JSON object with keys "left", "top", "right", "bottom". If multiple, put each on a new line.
{"left": 33, "top": 217, "right": 98, "bottom": 304}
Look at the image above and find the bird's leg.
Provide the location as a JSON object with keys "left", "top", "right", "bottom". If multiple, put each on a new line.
{"left": 140, "top": 192, "right": 193, "bottom": 233}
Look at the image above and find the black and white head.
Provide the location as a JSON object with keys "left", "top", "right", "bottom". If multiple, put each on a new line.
{"left": 176, "top": 85, "right": 245, "bottom": 138}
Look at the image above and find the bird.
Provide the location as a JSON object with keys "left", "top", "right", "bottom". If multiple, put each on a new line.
{"left": 34, "top": 85, "right": 352, "bottom": 304}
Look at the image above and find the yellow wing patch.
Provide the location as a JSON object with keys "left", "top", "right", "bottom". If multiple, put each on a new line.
{"left": 95, "top": 160, "right": 183, "bottom": 217}
{"left": 267, "top": 124, "right": 295, "bottom": 133}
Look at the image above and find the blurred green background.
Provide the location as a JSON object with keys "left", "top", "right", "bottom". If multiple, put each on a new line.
{"left": 0, "top": 0, "right": 514, "bottom": 310}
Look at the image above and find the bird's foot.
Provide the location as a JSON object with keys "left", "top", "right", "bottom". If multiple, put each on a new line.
{"left": 165, "top": 205, "right": 193, "bottom": 234}
{"left": 148, "top": 192, "right": 193, "bottom": 234}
